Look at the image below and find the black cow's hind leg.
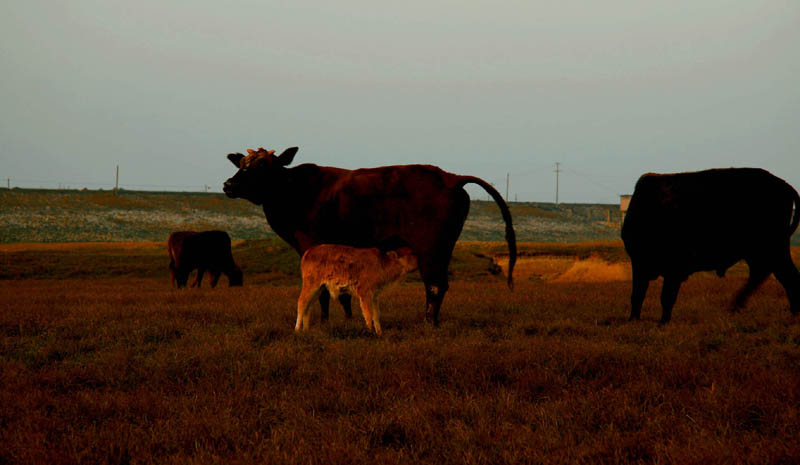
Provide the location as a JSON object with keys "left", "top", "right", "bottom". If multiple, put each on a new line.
{"left": 210, "top": 271, "right": 222, "bottom": 288}
{"left": 660, "top": 276, "right": 682, "bottom": 324}
{"left": 773, "top": 252, "right": 800, "bottom": 314}
{"left": 733, "top": 262, "right": 770, "bottom": 312}
{"left": 193, "top": 269, "right": 205, "bottom": 288}
{"left": 176, "top": 270, "right": 189, "bottom": 289}
{"left": 630, "top": 268, "right": 649, "bottom": 321}
{"left": 338, "top": 294, "right": 353, "bottom": 319}
{"left": 169, "top": 261, "right": 177, "bottom": 288}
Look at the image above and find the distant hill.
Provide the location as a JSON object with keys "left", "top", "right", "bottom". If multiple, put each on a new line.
{"left": 2, "top": 188, "right": 797, "bottom": 245}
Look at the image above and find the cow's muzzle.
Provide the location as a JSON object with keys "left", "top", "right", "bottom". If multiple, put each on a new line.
{"left": 223, "top": 181, "right": 237, "bottom": 198}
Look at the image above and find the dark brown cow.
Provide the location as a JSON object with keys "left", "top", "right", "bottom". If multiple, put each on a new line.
{"left": 622, "top": 168, "right": 800, "bottom": 323}
{"left": 222, "top": 146, "right": 516, "bottom": 325}
{"left": 168, "top": 230, "right": 243, "bottom": 288}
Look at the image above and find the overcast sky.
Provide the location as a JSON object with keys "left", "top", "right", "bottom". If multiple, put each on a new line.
{"left": 1, "top": 1, "right": 798, "bottom": 203}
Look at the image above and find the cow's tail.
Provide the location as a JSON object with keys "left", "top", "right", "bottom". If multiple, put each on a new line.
{"left": 458, "top": 176, "right": 517, "bottom": 289}
{"left": 790, "top": 182, "right": 800, "bottom": 237}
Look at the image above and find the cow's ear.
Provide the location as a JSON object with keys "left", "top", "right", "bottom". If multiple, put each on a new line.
{"left": 228, "top": 153, "right": 245, "bottom": 168}
{"left": 277, "top": 147, "right": 298, "bottom": 166}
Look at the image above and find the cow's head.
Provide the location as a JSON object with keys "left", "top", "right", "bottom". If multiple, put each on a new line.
{"left": 223, "top": 146, "right": 298, "bottom": 205}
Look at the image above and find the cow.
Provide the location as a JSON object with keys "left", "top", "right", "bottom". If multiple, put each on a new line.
{"left": 621, "top": 168, "right": 800, "bottom": 323}
{"left": 167, "top": 230, "right": 243, "bottom": 288}
{"left": 222, "top": 146, "right": 516, "bottom": 325}
{"left": 296, "top": 245, "right": 418, "bottom": 335}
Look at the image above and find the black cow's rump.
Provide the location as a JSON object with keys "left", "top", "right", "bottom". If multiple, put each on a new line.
{"left": 223, "top": 147, "right": 516, "bottom": 325}
{"left": 168, "top": 230, "right": 243, "bottom": 288}
{"left": 622, "top": 168, "right": 800, "bottom": 323}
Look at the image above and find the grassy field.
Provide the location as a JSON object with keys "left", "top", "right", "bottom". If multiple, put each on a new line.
{"left": 2, "top": 242, "right": 800, "bottom": 464}
{"left": 0, "top": 188, "right": 625, "bottom": 243}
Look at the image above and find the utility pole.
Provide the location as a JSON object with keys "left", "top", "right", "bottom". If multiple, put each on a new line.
{"left": 554, "top": 162, "right": 561, "bottom": 204}
{"left": 7, "top": 178, "right": 10, "bottom": 190}
{"left": 505, "top": 173, "right": 510, "bottom": 202}
{"left": 114, "top": 165, "right": 119, "bottom": 195}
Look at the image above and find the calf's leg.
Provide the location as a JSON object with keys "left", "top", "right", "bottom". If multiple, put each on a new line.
{"left": 318, "top": 289, "right": 354, "bottom": 321}
{"left": 296, "top": 283, "right": 323, "bottom": 331}
{"left": 371, "top": 296, "right": 383, "bottom": 336}
{"left": 319, "top": 288, "right": 331, "bottom": 322}
{"left": 338, "top": 294, "right": 353, "bottom": 319}
{"left": 356, "top": 292, "right": 375, "bottom": 333}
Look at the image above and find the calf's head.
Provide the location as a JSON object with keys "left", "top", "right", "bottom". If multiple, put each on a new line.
{"left": 223, "top": 147, "right": 298, "bottom": 205}
{"left": 228, "top": 268, "right": 244, "bottom": 287}
{"left": 386, "top": 247, "right": 418, "bottom": 273}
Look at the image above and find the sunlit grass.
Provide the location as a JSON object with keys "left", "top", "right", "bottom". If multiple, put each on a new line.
{"left": 2, "top": 242, "right": 800, "bottom": 463}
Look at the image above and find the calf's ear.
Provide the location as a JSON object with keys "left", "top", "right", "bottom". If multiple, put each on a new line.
{"left": 277, "top": 147, "right": 298, "bottom": 166}
{"left": 227, "top": 153, "right": 245, "bottom": 168}
{"left": 386, "top": 251, "right": 399, "bottom": 260}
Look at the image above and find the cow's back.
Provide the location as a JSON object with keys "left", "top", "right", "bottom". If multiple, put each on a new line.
{"left": 302, "top": 164, "right": 470, "bottom": 253}
{"left": 182, "top": 231, "right": 234, "bottom": 268}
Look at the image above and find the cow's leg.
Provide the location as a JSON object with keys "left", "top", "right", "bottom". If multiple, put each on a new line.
{"left": 773, "top": 252, "right": 800, "bottom": 314}
{"left": 338, "top": 294, "right": 353, "bottom": 319}
{"left": 357, "top": 292, "right": 375, "bottom": 333}
{"left": 423, "top": 280, "right": 449, "bottom": 327}
{"left": 733, "top": 261, "right": 770, "bottom": 312}
{"left": 419, "top": 255, "right": 451, "bottom": 327}
{"left": 175, "top": 269, "right": 189, "bottom": 289}
{"left": 169, "top": 262, "right": 177, "bottom": 288}
{"left": 319, "top": 288, "right": 331, "bottom": 322}
{"left": 210, "top": 270, "right": 222, "bottom": 288}
{"left": 629, "top": 266, "right": 649, "bottom": 321}
{"left": 296, "top": 284, "right": 323, "bottom": 332}
{"left": 659, "top": 276, "right": 682, "bottom": 324}
{"left": 193, "top": 269, "right": 205, "bottom": 288}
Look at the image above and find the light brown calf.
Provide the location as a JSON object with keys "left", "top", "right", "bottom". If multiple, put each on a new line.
{"left": 296, "top": 245, "right": 418, "bottom": 335}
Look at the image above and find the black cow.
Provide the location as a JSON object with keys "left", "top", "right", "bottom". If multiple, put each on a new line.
{"left": 168, "top": 230, "right": 243, "bottom": 288}
{"left": 223, "top": 147, "right": 516, "bottom": 325}
{"left": 622, "top": 168, "right": 800, "bottom": 323}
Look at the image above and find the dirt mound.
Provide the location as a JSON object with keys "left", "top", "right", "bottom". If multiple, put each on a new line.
{"left": 494, "top": 253, "right": 631, "bottom": 283}
{"left": 552, "top": 256, "right": 630, "bottom": 283}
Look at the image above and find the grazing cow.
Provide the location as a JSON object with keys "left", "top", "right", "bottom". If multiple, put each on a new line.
{"left": 296, "top": 245, "right": 418, "bottom": 335}
{"left": 168, "top": 230, "right": 243, "bottom": 288}
{"left": 621, "top": 168, "right": 800, "bottom": 323}
{"left": 223, "top": 146, "right": 516, "bottom": 325}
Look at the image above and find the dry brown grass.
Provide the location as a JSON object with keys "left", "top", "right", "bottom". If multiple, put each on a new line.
{"left": 2, "top": 243, "right": 800, "bottom": 464}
